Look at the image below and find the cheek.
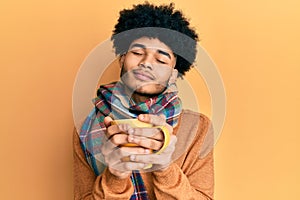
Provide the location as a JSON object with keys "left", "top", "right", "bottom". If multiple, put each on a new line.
{"left": 120, "top": 61, "right": 134, "bottom": 79}
{"left": 155, "top": 67, "right": 172, "bottom": 83}
{"left": 123, "top": 55, "right": 140, "bottom": 69}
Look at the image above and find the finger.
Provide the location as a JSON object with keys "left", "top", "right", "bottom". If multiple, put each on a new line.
{"left": 104, "top": 116, "right": 113, "bottom": 127}
{"left": 129, "top": 154, "right": 173, "bottom": 171}
{"left": 130, "top": 136, "right": 177, "bottom": 166}
{"left": 129, "top": 154, "right": 159, "bottom": 165}
{"left": 106, "top": 123, "right": 132, "bottom": 138}
{"left": 128, "top": 135, "right": 163, "bottom": 151}
{"left": 101, "top": 124, "right": 142, "bottom": 156}
{"left": 130, "top": 127, "right": 164, "bottom": 140}
{"left": 111, "top": 161, "right": 148, "bottom": 172}
{"left": 137, "top": 114, "right": 174, "bottom": 136}
{"left": 160, "top": 135, "right": 177, "bottom": 154}
{"left": 110, "top": 134, "right": 130, "bottom": 146}
{"left": 129, "top": 135, "right": 177, "bottom": 157}
{"left": 104, "top": 146, "right": 150, "bottom": 166}
{"left": 138, "top": 114, "right": 166, "bottom": 126}
{"left": 120, "top": 146, "right": 151, "bottom": 154}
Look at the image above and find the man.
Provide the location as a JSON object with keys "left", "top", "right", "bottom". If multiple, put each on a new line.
{"left": 74, "top": 2, "right": 214, "bottom": 199}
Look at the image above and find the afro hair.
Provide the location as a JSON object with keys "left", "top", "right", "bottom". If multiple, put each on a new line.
{"left": 111, "top": 2, "right": 199, "bottom": 76}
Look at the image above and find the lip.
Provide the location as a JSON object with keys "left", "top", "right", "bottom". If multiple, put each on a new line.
{"left": 132, "top": 70, "right": 155, "bottom": 81}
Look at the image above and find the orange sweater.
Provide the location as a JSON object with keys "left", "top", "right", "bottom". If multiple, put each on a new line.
{"left": 73, "top": 110, "right": 214, "bottom": 199}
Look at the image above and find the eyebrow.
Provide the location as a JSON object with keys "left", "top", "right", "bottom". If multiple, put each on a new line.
{"left": 129, "top": 43, "right": 172, "bottom": 59}
{"left": 157, "top": 50, "right": 171, "bottom": 59}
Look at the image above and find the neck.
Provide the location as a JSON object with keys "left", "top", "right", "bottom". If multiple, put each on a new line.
{"left": 124, "top": 86, "right": 159, "bottom": 104}
{"left": 131, "top": 92, "right": 151, "bottom": 104}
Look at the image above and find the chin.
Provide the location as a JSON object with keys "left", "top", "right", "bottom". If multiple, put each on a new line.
{"left": 123, "top": 79, "right": 167, "bottom": 95}
{"left": 134, "top": 85, "right": 165, "bottom": 95}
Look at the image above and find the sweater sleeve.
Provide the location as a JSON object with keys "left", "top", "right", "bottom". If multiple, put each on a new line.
{"left": 73, "top": 130, "right": 134, "bottom": 200}
{"left": 151, "top": 113, "right": 214, "bottom": 200}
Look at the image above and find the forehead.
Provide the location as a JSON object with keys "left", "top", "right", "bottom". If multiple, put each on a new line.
{"left": 129, "top": 37, "right": 173, "bottom": 53}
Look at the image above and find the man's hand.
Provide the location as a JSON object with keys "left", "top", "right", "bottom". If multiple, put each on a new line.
{"left": 101, "top": 116, "right": 151, "bottom": 179}
{"left": 101, "top": 114, "right": 177, "bottom": 179}
{"left": 128, "top": 114, "right": 177, "bottom": 171}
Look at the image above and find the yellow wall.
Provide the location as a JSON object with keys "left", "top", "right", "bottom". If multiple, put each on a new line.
{"left": 1, "top": 0, "right": 299, "bottom": 199}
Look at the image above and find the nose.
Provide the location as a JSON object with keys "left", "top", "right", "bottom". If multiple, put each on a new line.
{"left": 139, "top": 54, "right": 153, "bottom": 70}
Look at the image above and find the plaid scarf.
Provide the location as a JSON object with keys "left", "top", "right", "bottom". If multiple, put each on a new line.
{"left": 80, "top": 81, "right": 182, "bottom": 200}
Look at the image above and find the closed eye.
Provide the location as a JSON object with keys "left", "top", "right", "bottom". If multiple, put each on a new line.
{"left": 157, "top": 59, "right": 166, "bottom": 64}
{"left": 131, "top": 51, "right": 143, "bottom": 56}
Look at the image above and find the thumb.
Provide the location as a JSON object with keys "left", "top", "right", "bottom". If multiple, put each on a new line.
{"left": 104, "top": 116, "right": 113, "bottom": 128}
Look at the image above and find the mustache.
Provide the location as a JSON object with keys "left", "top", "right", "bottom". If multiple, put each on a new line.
{"left": 132, "top": 68, "right": 155, "bottom": 80}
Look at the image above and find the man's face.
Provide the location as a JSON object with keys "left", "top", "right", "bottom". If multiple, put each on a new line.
{"left": 120, "top": 37, "right": 177, "bottom": 95}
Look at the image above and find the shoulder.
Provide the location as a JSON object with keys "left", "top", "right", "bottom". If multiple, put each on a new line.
{"left": 172, "top": 109, "right": 213, "bottom": 159}
{"left": 181, "top": 110, "right": 214, "bottom": 158}
{"left": 179, "top": 109, "right": 212, "bottom": 132}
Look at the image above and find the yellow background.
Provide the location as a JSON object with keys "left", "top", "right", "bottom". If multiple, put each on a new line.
{"left": 1, "top": 0, "right": 299, "bottom": 199}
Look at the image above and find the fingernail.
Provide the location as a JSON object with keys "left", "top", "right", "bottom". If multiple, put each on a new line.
{"left": 139, "top": 114, "right": 144, "bottom": 120}
{"left": 128, "top": 135, "right": 133, "bottom": 142}
{"left": 128, "top": 128, "right": 134, "bottom": 134}
{"left": 144, "top": 149, "right": 150, "bottom": 154}
{"left": 130, "top": 155, "right": 136, "bottom": 161}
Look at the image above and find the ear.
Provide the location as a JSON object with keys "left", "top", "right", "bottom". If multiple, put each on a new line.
{"left": 173, "top": 56, "right": 177, "bottom": 69}
{"left": 168, "top": 69, "right": 178, "bottom": 86}
{"left": 119, "top": 54, "right": 125, "bottom": 68}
